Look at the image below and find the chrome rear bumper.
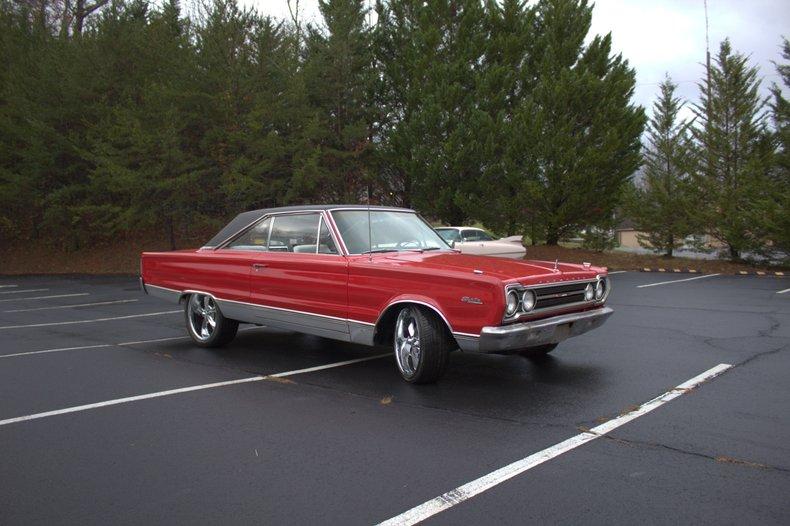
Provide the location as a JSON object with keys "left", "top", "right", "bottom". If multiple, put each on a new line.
{"left": 455, "top": 307, "right": 613, "bottom": 353}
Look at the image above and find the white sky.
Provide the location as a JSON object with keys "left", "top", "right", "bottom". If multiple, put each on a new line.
{"left": 243, "top": 0, "right": 789, "bottom": 119}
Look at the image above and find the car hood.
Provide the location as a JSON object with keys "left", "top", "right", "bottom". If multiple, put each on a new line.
{"left": 377, "top": 251, "right": 604, "bottom": 284}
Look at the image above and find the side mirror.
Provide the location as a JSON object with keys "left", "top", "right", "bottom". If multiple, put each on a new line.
{"left": 450, "top": 240, "right": 456, "bottom": 248}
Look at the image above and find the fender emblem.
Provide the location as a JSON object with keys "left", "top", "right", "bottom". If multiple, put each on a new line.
{"left": 461, "top": 296, "right": 483, "bottom": 305}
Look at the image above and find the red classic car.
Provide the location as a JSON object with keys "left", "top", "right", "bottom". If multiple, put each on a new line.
{"left": 140, "top": 205, "right": 612, "bottom": 383}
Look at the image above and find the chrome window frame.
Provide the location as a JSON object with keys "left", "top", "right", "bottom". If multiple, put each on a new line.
{"left": 215, "top": 210, "right": 344, "bottom": 256}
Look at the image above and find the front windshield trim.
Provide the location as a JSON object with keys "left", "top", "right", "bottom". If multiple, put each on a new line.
{"left": 328, "top": 210, "right": 452, "bottom": 256}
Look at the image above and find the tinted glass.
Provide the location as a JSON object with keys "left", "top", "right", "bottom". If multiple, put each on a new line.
{"left": 269, "top": 213, "right": 320, "bottom": 253}
{"left": 332, "top": 210, "right": 450, "bottom": 254}
{"left": 227, "top": 217, "right": 271, "bottom": 251}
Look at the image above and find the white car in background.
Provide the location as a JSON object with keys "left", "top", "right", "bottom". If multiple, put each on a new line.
{"left": 435, "top": 227, "right": 526, "bottom": 259}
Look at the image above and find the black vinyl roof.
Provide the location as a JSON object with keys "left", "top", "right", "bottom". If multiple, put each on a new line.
{"left": 203, "top": 204, "right": 414, "bottom": 248}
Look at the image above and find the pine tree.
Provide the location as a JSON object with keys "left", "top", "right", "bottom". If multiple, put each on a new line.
{"left": 294, "top": 0, "right": 374, "bottom": 203}
{"left": 692, "top": 39, "right": 773, "bottom": 260}
{"left": 766, "top": 38, "right": 790, "bottom": 259}
{"left": 630, "top": 77, "right": 695, "bottom": 256}
{"left": 374, "top": 0, "right": 487, "bottom": 224}
{"left": 513, "top": 0, "right": 645, "bottom": 244}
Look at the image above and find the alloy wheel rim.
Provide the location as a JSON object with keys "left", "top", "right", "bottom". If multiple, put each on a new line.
{"left": 188, "top": 294, "right": 217, "bottom": 341}
{"left": 394, "top": 308, "right": 421, "bottom": 377}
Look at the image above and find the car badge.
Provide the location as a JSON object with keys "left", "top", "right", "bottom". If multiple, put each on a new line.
{"left": 461, "top": 296, "right": 483, "bottom": 305}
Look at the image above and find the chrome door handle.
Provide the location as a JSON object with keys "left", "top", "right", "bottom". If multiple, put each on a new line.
{"left": 252, "top": 263, "right": 267, "bottom": 270}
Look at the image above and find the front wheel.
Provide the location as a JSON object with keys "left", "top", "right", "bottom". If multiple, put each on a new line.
{"left": 393, "top": 306, "right": 452, "bottom": 384}
{"left": 185, "top": 293, "right": 238, "bottom": 347}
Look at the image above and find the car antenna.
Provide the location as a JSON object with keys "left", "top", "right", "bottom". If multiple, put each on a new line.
{"left": 367, "top": 187, "right": 373, "bottom": 262}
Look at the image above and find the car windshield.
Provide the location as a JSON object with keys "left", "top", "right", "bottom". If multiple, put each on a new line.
{"left": 435, "top": 228, "right": 460, "bottom": 243}
{"left": 332, "top": 210, "right": 451, "bottom": 254}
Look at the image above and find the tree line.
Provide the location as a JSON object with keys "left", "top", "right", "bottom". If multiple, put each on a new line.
{"left": 628, "top": 39, "right": 789, "bottom": 261}
{"left": 0, "top": 0, "right": 786, "bottom": 262}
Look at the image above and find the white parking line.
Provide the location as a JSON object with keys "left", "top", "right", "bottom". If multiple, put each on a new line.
{"left": 0, "top": 326, "right": 265, "bottom": 359}
{"left": 777, "top": 288, "right": 790, "bottom": 294}
{"left": 0, "top": 310, "right": 181, "bottom": 330}
{"left": 376, "top": 363, "right": 733, "bottom": 526}
{"left": 0, "top": 293, "right": 89, "bottom": 303}
{"left": 636, "top": 273, "right": 721, "bottom": 288}
{"left": 0, "top": 285, "right": 18, "bottom": 288}
{"left": 0, "top": 354, "right": 389, "bottom": 427}
{"left": 608, "top": 270, "right": 627, "bottom": 275}
{"left": 4, "top": 299, "right": 139, "bottom": 313}
{"left": 0, "top": 288, "right": 49, "bottom": 295}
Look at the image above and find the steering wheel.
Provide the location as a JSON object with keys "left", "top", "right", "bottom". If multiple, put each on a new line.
{"left": 396, "top": 240, "right": 421, "bottom": 250}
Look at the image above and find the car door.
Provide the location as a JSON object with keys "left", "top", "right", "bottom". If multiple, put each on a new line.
{"left": 248, "top": 211, "right": 349, "bottom": 340}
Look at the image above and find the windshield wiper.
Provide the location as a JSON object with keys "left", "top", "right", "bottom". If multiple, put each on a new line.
{"left": 361, "top": 248, "right": 399, "bottom": 254}
{"left": 421, "top": 247, "right": 443, "bottom": 252}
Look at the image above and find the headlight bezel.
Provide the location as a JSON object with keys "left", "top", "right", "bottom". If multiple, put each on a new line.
{"left": 505, "top": 290, "right": 519, "bottom": 316}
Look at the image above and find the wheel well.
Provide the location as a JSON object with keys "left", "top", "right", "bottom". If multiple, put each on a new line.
{"left": 373, "top": 302, "right": 456, "bottom": 347}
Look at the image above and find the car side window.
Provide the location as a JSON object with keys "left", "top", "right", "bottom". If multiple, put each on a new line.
{"left": 462, "top": 229, "right": 493, "bottom": 242}
{"left": 227, "top": 217, "right": 272, "bottom": 251}
{"left": 318, "top": 218, "right": 339, "bottom": 254}
{"left": 268, "top": 213, "right": 320, "bottom": 253}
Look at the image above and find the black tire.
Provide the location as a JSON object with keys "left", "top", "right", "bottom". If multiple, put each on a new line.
{"left": 184, "top": 293, "right": 239, "bottom": 348}
{"left": 518, "top": 343, "right": 558, "bottom": 359}
{"left": 393, "top": 305, "right": 452, "bottom": 384}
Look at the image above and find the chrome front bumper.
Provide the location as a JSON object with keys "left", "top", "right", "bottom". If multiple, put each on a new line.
{"left": 455, "top": 307, "right": 614, "bottom": 353}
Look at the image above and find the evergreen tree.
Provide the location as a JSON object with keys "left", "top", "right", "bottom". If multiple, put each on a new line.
{"left": 295, "top": 0, "right": 374, "bottom": 203}
{"left": 630, "top": 77, "right": 695, "bottom": 256}
{"left": 513, "top": 0, "right": 645, "bottom": 244}
{"left": 374, "top": 0, "right": 487, "bottom": 224}
{"left": 691, "top": 39, "right": 773, "bottom": 260}
{"left": 766, "top": 38, "right": 790, "bottom": 259}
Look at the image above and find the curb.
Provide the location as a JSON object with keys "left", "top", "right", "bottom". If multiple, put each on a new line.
{"left": 640, "top": 268, "right": 701, "bottom": 274}
{"left": 639, "top": 268, "right": 785, "bottom": 276}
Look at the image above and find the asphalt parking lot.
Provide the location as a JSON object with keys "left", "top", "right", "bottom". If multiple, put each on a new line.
{"left": 1, "top": 272, "right": 789, "bottom": 525}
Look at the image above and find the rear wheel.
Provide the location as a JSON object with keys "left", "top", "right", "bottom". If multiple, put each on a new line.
{"left": 518, "top": 343, "right": 558, "bottom": 359}
{"left": 393, "top": 306, "right": 451, "bottom": 384}
{"left": 185, "top": 293, "right": 238, "bottom": 347}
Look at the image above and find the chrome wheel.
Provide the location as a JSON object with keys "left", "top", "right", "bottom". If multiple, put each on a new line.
{"left": 394, "top": 308, "right": 421, "bottom": 378}
{"left": 188, "top": 294, "right": 217, "bottom": 342}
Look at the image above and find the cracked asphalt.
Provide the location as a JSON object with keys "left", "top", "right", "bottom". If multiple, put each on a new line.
{"left": 0, "top": 272, "right": 788, "bottom": 524}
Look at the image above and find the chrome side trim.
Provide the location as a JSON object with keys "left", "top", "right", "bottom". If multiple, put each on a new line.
{"left": 146, "top": 284, "right": 181, "bottom": 304}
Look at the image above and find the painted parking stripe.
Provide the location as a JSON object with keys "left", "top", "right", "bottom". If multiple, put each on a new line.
{"left": 636, "top": 273, "right": 720, "bottom": 288}
{"left": 0, "top": 293, "right": 89, "bottom": 303}
{"left": 0, "top": 288, "right": 49, "bottom": 295}
{"left": 777, "top": 288, "right": 790, "bottom": 294}
{"left": 0, "top": 354, "right": 389, "bottom": 427}
{"left": 607, "top": 270, "right": 627, "bottom": 275}
{"left": 0, "top": 310, "right": 181, "bottom": 330}
{"left": 376, "top": 363, "right": 733, "bottom": 526}
{"left": 4, "top": 299, "right": 139, "bottom": 313}
{"left": 0, "top": 326, "right": 265, "bottom": 359}
{"left": 0, "top": 285, "right": 18, "bottom": 288}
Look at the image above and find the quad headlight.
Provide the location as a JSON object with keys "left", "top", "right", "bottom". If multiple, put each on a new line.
{"left": 521, "top": 289, "right": 536, "bottom": 312}
{"left": 506, "top": 290, "right": 520, "bottom": 316}
{"left": 584, "top": 283, "right": 595, "bottom": 301}
{"left": 595, "top": 278, "right": 606, "bottom": 300}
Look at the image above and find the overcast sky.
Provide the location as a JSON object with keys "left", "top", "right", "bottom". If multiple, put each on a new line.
{"left": 244, "top": 0, "right": 789, "bottom": 119}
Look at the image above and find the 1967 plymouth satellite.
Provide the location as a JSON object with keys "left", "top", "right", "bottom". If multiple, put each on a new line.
{"left": 140, "top": 205, "right": 612, "bottom": 383}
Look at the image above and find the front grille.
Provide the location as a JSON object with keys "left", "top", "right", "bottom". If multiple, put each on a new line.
{"left": 533, "top": 282, "right": 590, "bottom": 311}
